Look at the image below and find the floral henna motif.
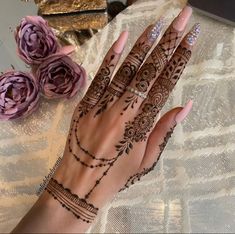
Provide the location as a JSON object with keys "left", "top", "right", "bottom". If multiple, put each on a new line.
{"left": 119, "top": 126, "right": 175, "bottom": 192}
{"left": 95, "top": 41, "right": 151, "bottom": 116}
{"left": 116, "top": 46, "right": 191, "bottom": 156}
{"left": 122, "top": 63, "right": 157, "bottom": 114}
{"left": 121, "top": 28, "right": 183, "bottom": 113}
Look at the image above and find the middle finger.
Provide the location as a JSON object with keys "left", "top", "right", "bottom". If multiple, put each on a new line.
{"left": 116, "top": 6, "right": 192, "bottom": 115}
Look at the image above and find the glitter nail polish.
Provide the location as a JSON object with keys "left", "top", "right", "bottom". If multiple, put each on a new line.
{"left": 148, "top": 18, "right": 164, "bottom": 41}
{"left": 186, "top": 23, "right": 201, "bottom": 46}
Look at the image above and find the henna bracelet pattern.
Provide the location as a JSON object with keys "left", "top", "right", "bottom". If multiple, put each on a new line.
{"left": 45, "top": 178, "right": 98, "bottom": 223}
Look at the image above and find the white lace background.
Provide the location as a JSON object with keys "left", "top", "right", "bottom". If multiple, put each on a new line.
{"left": 0, "top": 0, "right": 235, "bottom": 233}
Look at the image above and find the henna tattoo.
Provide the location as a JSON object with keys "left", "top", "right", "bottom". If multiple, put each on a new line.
{"left": 45, "top": 178, "right": 98, "bottom": 223}
{"left": 158, "top": 125, "right": 175, "bottom": 155}
{"left": 116, "top": 104, "right": 158, "bottom": 156}
{"left": 78, "top": 53, "right": 118, "bottom": 119}
{"left": 151, "top": 46, "right": 168, "bottom": 71}
{"left": 36, "top": 156, "right": 62, "bottom": 196}
{"left": 95, "top": 40, "right": 152, "bottom": 116}
{"left": 158, "top": 27, "right": 183, "bottom": 60}
{"left": 67, "top": 119, "right": 119, "bottom": 199}
{"left": 157, "top": 45, "right": 192, "bottom": 92}
{"left": 121, "top": 63, "right": 157, "bottom": 114}
{"left": 78, "top": 66, "right": 112, "bottom": 118}
{"left": 116, "top": 46, "right": 191, "bottom": 156}
{"left": 77, "top": 137, "right": 116, "bottom": 162}
{"left": 68, "top": 119, "right": 118, "bottom": 168}
{"left": 119, "top": 126, "right": 175, "bottom": 191}
{"left": 120, "top": 27, "right": 183, "bottom": 113}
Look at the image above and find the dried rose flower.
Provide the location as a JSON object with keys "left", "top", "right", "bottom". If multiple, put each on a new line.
{"left": 15, "top": 16, "right": 58, "bottom": 65}
{"left": 36, "top": 54, "right": 86, "bottom": 99}
{"left": 0, "top": 71, "right": 39, "bottom": 120}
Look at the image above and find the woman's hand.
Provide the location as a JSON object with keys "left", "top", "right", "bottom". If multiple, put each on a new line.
{"left": 12, "top": 5, "right": 200, "bottom": 233}
{"left": 50, "top": 3, "right": 199, "bottom": 224}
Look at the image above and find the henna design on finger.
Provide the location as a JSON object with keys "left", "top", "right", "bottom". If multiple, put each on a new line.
{"left": 122, "top": 63, "right": 157, "bottom": 113}
{"left": 77, "top": 52, "right": 119, "bottom": 119}
{"left": 95, "top": 42, "right": 151, "bottom": 116}
{"left": 119, "top": 126, "right": 175, "bottom": 191}
{"left": 78, "top": 65, "right": 112, "bottom": 118}
{"left": 121, "top": 28, "right": 183, "bottom": 113}
{"left": 158, "top": 27, "right": 183, "bottom": 59}
{"left": 116, "top": 46, "right": 191, "bottom": 156}
{"left": 95, "top": 20, "right": 164, "bottom": 116}
{"left": 45, "top": 178, "right": 98, "bottom": 223}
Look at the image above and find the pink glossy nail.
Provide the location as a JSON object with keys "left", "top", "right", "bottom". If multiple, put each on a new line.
{"left": 175, "top": 100, "right": 193, "bottom": 124}
{"left": 113, "top": 31, "right": 129, "bottom": 54}
{"left": 59, "top": 45, "right": 75, "bottom": 55}
{"left": 172, "top": 6, "right": 192, "bottom": 31}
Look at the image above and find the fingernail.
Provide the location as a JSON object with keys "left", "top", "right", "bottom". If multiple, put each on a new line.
{"left": 113, "top": 31, "right": 129, "bottom": 54}
{"left": 148, "top": 17, "right": 165, "bottom": 42}
{"left": 59, "top": 45, "right": 75, "bottom": 55}
{"left": 185, "top": 23, "right": 200, "bottom": 46}
{"left": 172, "top": 6, "right": 192, "bottom": 31}
{"left": 175, "top": 100, "right": 193, "bottom": 124}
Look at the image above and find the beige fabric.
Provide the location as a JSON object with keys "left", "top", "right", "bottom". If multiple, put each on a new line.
{"left": 0, "top": 0, "right": 235, "bottom": 232}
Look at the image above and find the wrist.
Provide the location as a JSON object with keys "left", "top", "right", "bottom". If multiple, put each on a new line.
{"left": 52, "top": 148, "right": 114, "bottom": 209}
{"left": 37, "top": 191, "right": 92, "bottom": 233}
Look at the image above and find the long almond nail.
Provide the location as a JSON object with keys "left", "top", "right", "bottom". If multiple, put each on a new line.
{"left": 172, "top": 6, "right": 192, "bottom": 31}
{"left": 113, "top": 31, "right": 129, "bottom": 54}
{"left": 148, "top": 17, "right": 165, "bottom": 42}
{"left": 185, "top": 23, "right": 200, "bottom": 46}
{"left": 175, "top": 100, "right": 193, "bottom": 124}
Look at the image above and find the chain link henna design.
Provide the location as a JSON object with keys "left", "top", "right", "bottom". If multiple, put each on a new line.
{"left": 45, "top": 178, "right": 98, "bottom": 223}
{"left": 44, "top": 46, "right": 191, "bottom": 224}
{"left": 67, "top": 118, "right": 120, "bottom": 200}
{"left": 69, "top": 119, "right": 118, "bottom": 168}
{"left": 43, "top": 24, "right": 199, "bottom": 224}
{"left": 116, "top": 46, "right": 191, "bottom": 156}
{"left": 119, "top": 126, "right": 175, "bottom": 191}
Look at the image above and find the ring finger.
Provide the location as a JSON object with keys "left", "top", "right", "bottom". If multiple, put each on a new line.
{"left": 93, "top": 18, "right": 165, "bottom": 116}
{"left": 116, "top": 6, "right": 192, "bottom": 116}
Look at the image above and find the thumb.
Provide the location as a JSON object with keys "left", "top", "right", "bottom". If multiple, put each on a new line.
{"left": 140, "top": 100, "right": 193, "bottom": 172}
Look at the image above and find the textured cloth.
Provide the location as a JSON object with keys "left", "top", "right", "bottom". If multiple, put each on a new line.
{"left": 0, "top": 0, "right": 235, "bottom": 233}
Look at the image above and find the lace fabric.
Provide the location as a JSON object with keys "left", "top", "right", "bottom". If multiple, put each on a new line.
{"left": 0, "top": 0, "right": 235, "bottom": 233}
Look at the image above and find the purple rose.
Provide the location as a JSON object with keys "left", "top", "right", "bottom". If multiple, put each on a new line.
{"left": 0, "top": 71, "right": 39, "bottom": 120}
{"left": 15, "top": 16, "right": 58, "bottom": 65}
{"left": 36, "top": 54, "right": 86, "bottom": 99}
